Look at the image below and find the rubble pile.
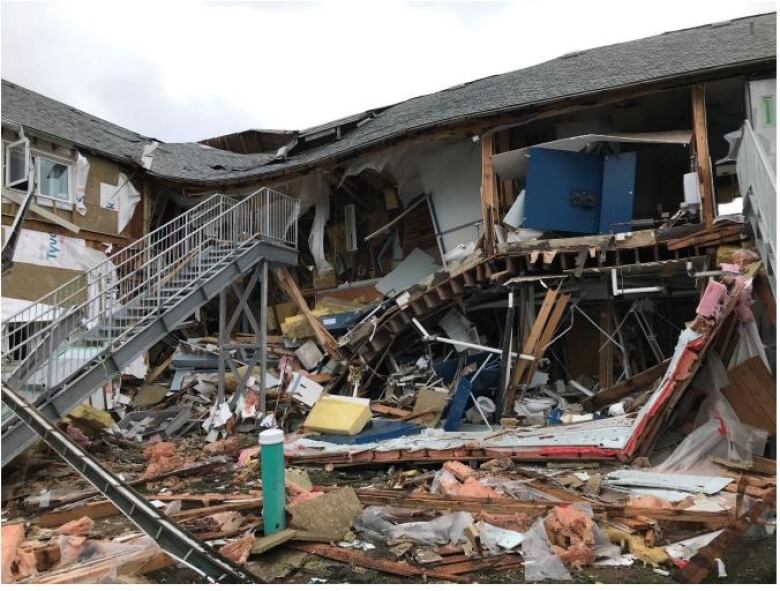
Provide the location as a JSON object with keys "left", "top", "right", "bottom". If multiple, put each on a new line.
{"left": 1, "top": 240, "right": 775, "bottom": 585}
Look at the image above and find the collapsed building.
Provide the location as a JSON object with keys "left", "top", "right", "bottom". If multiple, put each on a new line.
{"left": 0, "top": 12, "right": 776, "bottom": 585}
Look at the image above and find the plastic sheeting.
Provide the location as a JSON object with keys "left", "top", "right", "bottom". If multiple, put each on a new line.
{"left": 654, "top": 352, "right": 768, "bottom": 476}
{"left": 74, "top": 152, "right": 89, "bottom": 216}
{"left": 2, "top": 225, "right": 107, "bottom": 272}
{"left": 281, "top": 173, "right": 335, "bottom": 274}
{"left": 99, "top": 172, "right": 141, "bottom": 233}
{"left": 522, "top": 517, "right": 572, "bottom": 582}
{"left": 388, "top": 511, "right": 473, "bottom": 546}
{"left": 729, "top": 318, "right": 770, "bottom": 370}
{"left": 352, "top": 506, "right": 472, "bottom": 546}
{"left": 476, "top": 521, "right": 525, "bottom": 554}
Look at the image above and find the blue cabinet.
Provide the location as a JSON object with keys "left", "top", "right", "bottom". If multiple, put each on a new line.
{"left": 523, "top": 147, "right": 636, "bottom": 235}
{"left": 600, "top": 152, "right": 637, "bottom": 234}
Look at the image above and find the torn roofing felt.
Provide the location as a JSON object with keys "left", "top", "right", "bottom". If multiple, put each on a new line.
{"left": 1, "top": 13, "right": 775, "bottom": 184}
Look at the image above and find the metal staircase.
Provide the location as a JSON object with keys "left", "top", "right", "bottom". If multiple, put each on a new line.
{"left": 2, "top": 187, "right": 299, "bottom": 465}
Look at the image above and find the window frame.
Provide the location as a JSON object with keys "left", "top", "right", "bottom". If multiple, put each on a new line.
{"left": 34, "top": 152, "right": 74, "bottom": 204}
{"left": 4, "top": 137, "right": 30, "bottom": 189}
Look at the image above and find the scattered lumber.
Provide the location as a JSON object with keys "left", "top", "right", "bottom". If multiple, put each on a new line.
{"left": 289, "top": 542, "right": 472, "bottom": 583}
{"left": 673, "top": 501, "right": 767, "bottom": 583}
{"left": 350, "top": 490, "right": 734, "bottom": 526}
{"left": 31, "top": 459, "right": 230, "bottom": 512}
{"left": 666, "top": 222, "right": 745, "bottom": 250}
{"left": 35, "top": 496, "right": 262, "bottom": 528}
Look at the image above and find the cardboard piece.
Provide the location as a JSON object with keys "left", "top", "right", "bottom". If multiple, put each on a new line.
{"left": 412, "top": 387, "right": 449, "bottom": 427}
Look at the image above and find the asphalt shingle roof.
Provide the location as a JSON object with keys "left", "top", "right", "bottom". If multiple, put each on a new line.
{"left": 2, "top": 13, "right": 775, "bottom": 184}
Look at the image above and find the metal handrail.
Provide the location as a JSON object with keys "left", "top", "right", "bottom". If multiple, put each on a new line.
{"left": 2, "top": 187, "right": 299, "bottom": 393}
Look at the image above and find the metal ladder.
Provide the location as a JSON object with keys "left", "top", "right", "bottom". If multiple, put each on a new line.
{"left": 2, "top": 187, "right": 299, "bottom": 464}
{"left": 2, "top": 381, "right": 260, "bottom": 583}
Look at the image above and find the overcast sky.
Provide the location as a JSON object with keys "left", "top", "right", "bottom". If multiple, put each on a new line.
{"left": 2, "top": 0, "right": 775, "bottom": 143}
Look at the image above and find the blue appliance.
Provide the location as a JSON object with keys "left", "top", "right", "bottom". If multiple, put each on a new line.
{"left": 523, "top": 148, "right": 636, "bottom": 235}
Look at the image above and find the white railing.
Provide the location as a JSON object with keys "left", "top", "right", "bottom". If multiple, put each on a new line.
{"left": 735, "top": 120, "right": 775, "bottom": 294}
{"left": 2, "top": 187, "right": 299, "bottom": 391}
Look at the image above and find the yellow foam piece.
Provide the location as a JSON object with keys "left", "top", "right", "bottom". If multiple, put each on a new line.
{"left": 303, "top": 395, "right": 372, "bottom": 435}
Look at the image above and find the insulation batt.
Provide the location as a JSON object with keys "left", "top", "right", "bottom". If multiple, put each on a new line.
{"left": 475, "top": 510, "right": 533, "bottom": 533}
{"left": 1, "top": 524, "right": 37, "bottom": 583}
{"left": 142, "top": 441, "right": 184, "bottom": 478}
{"left": 219, "top": 535, "right": 254, "bottom": 565}
{"left": 55, "top": 516, "right": 95, "bottom": 536}
{"left": 625, "top": 495, "right": 673, "bottom": 510}
{"left": 695, "top": 280, "right": 729, "bottom": 318}
{"left": 543, "top": 505, "right": 595, "bottom": 568}
{"left": 442, "top": 460, "right": 474, "bottom": 481}
{"left": 286, "top": 481, "right": 323, "bottom": 505}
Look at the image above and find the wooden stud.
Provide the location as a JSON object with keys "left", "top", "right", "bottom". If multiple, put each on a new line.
{"left": 691, "top": 84, "right": 716, "bottom": 227}
{"left": 480, "top": 134, "right": 499, "bottom": 257}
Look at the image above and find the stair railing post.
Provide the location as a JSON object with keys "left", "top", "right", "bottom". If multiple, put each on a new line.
{"left": 259, "top": 260, "right": 268, "bottom": 416}
{"left": 217, "top": 287, "right": 226, "bottom": 405}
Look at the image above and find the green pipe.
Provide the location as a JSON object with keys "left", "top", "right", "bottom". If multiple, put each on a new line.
{"left": 259, "top": 428, "right": 286, "bottom": 534}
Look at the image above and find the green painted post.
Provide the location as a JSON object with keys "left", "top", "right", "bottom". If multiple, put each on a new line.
{"left": 259, "top": 428, "right": 286, "bottom": 534}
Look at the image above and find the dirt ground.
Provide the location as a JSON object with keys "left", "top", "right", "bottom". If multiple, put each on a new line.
{"left": 146, "top": 535, "right": 776, "bottom": 585}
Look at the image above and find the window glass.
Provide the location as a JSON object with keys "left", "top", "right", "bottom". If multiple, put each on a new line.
{"left": 8, "top": 144, "right": 26, "bottom": 183}
{"left": 5, "top": 141, "right": 29, "bottom": 189}
{"left": 762, "top": 96, "right": 775, "bottom": 126}
{"left": 38, "top": 158, "right": 70, "bottom": 201}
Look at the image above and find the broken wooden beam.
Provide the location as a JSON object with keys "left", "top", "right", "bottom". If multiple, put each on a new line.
{"left": 691, "top": 84, "right": 715, "bottom": 227}
{"left": 273, "top": 267, "right": 342, "bottom": 359}
{"left": 582, "top": 359, "right": 671, "bottom": 412}
{"left": 673, "top": 501, "right": 767, "bottom": 583}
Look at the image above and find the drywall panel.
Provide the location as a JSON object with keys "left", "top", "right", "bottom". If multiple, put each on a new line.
{"left": 375, "top": 248, "right": 440, "bottom": 296}
{"left": 416, "top": 139, "right": 482, "bottom": 253}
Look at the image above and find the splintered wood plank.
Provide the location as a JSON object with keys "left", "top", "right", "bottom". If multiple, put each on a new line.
{"left": 582, "top": 359, "right": 670, "bottom": 412}
{"left": 691, "top": 84, "right": 715, "bottom": 227}
{"left": 525, "top": 292, "right": 571, "bottom": 387}
{"left": 503, "top": 287, "right": 559, "bottom": 413}
{"left": 36, "top": 498, "right": 262, "bottom": 528}
{"left": 480, "top": 134, "right": 498, "bottom": 257}
{"left": 273, "top": 267, "right": 341, "bottom": 359}
{"left": 673, "top": 501, "right": 767, "bottom": 583}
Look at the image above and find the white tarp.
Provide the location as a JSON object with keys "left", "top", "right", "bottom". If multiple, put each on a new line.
{"left": 100, "top": 172, "right": 141, "bottom": 233}
{"left": 492, "top": 130, "right": 693, "bottom": 180}
{"left": 306, "top": 177, "right": 334, "bottom": 274}
{"left": 74, "top": 151, "right": 90, "bottom": 216}
{"left": 3, "top": 225, "right": 106, "bottom": 271}
{"left": 1, "top": 297, "right": 60, "bottom": 323}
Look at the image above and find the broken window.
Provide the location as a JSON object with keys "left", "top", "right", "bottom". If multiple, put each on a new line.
{"left": 36, "top": 155, "right": 72, "bottom": 202}
{"left": 4, "top": 137, "right": 29, "bottom": 190}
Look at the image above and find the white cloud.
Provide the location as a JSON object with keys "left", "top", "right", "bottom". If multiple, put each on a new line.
{"left": 1, "top": 0, "right": 774, "bottom": 142}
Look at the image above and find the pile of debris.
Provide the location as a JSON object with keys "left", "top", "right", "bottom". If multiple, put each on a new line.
{"left": 2, "top": 236, "right": 775, "bottom": 584}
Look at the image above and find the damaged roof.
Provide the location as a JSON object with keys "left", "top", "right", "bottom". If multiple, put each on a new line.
{"left": 1, "top": 12, "right": 775, "bottom": 184}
